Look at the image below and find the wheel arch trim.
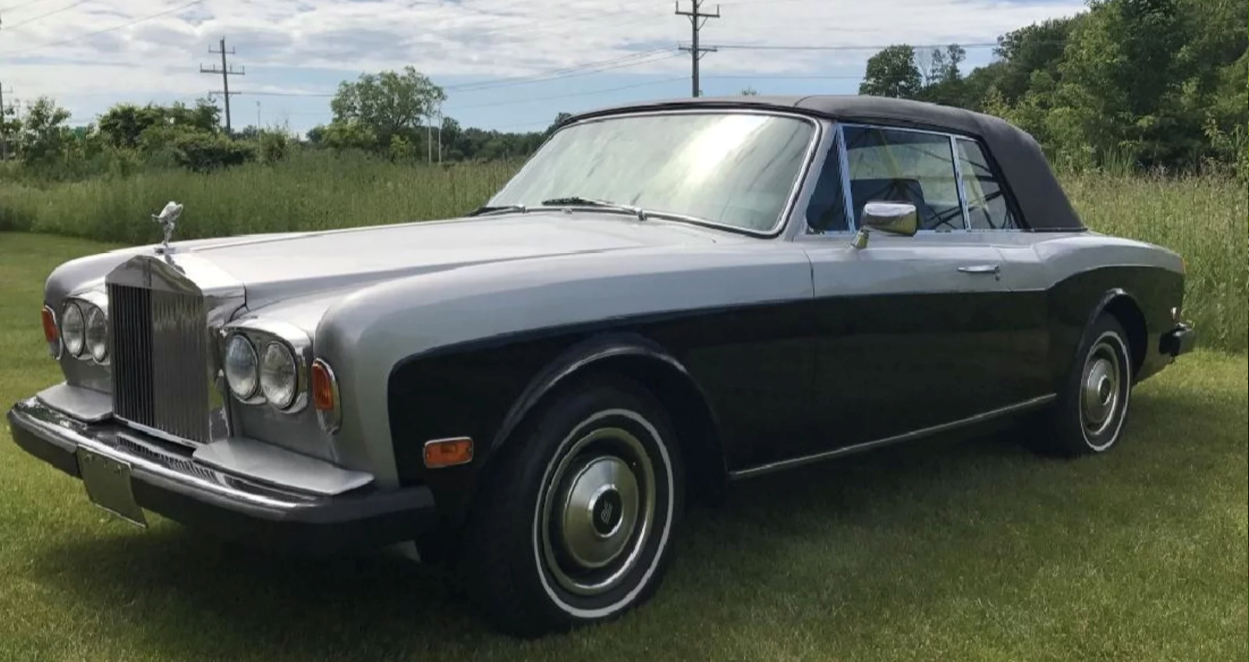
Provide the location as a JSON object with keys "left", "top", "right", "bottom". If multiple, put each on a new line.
{"left": 482, "top": 332, "right": 727, "bottom": 499}
{"left": 1084, "top": 288, "right": 1149, "bottom": 376}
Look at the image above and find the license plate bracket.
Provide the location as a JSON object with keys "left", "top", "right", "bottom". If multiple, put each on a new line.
{"left": 77, "top": 447, "right": 147, "bottom": 528}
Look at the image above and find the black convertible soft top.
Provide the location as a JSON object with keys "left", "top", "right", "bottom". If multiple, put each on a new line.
{"left": 564, "top": 95, "right": 1085, "bottom": 232}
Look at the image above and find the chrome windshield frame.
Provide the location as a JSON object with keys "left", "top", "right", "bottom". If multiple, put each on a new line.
{"left": 489, "top": 108, "right": 825, "bottom": 239}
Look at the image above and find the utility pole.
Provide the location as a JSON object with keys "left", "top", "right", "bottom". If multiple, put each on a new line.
{"left": 0, "top": 82, "right": 12, "bottom": 161}
{"left": 200, "top": 37, "right": 244, "bottom": 133}
{"left": 676, "top": 0, "right": 720, "bottom": 97}
{"left": 1, "top": 12, "right": 7, "bottom": 159}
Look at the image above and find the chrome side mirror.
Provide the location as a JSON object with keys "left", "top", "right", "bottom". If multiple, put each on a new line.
{"left": 852, "top": 202, "right": 919, "bottom": 249}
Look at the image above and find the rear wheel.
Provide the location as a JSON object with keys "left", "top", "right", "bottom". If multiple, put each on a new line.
{"left": 457, "top": 376, "right": 684, "bottom": 637}
{"left": 1031, "top": 313, "right": 1134, "bottom": 457}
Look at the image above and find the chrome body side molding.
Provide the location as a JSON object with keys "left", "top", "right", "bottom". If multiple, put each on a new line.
{"left": 729, "top": 394, "right": 1057, "bottom": 480}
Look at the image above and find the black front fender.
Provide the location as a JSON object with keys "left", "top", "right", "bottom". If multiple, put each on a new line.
{"left": 386, "top": 328, "right": 727, "bottom": 553}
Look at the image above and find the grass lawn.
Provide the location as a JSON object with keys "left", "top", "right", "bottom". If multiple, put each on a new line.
{"left": 1, "top": 232, "right": 1246, "bottom": 662}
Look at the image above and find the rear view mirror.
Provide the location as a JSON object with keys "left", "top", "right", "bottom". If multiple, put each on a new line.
{"left": 852, "top": 202, "right": 919, "bottom": 249}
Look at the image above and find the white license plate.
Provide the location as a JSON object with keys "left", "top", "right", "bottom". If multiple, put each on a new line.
{"left": 77, "top": 448, "right": 147, "bottom": 528}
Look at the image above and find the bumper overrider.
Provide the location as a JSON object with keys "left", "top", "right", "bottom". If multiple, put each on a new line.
{"left": 6, "top": 397, "right": 436, "bottom": 554}
{"left": 1161, "top": 322, "right": 1197, "bottom": 358}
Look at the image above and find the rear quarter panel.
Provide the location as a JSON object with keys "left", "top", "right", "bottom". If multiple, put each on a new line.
{"left": 995, "top": 232, "right": 1186, "bottom": 390}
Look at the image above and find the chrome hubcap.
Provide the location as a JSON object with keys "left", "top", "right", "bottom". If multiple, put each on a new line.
{"left": 559, "top": 457, "right": 639, "bottom": 569}
{"left": 541, "top": 427, "right": 655, "bottom": 597}
{"left": 1081, "top": 340, "right": 1122, "bottom": 437}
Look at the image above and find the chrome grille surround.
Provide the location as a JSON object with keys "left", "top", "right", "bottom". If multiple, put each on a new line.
{"left": 104, "top": 254, "right": 245, "bottom": 446}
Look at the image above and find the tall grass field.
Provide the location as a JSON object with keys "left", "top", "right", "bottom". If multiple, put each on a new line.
{"left": 1, "top": 151, "right": 1245, "bottom": 352}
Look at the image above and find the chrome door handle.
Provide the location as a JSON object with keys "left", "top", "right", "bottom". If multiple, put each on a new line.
{"left": 958, "top": 264, "right": 1001, "bottom": 278}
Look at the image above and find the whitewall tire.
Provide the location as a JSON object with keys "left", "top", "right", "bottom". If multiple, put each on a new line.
{"left": 457, "top": 376, "right": 684, "bottom": 637}
{"left": 1032, "top": 313, "right": 1135, "bottom": 458}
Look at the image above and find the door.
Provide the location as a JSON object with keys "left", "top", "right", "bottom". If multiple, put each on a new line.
{"left": 797, "top": 124, "right": 1039, "bottom": 453}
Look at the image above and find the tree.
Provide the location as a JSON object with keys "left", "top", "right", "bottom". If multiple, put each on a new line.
{"left": 388, "top": 134, "right": 416, "bottom": 161}
{"left": 544, "top": 112, "right": 573, "bottom": 137}
{"left": 917, "top": 45, "right": 967, "bottom": 106}
{"left": 741, "top": 86, "right": 759, "bottom": 96}
{"left": 859, "top": 45, "right": 922, "bottom": 98}
{"left": 97, "top": 98, "right": 221, "bottom": 149}
{"left": 992, "top": 17, "right": 1081, "bottom": 104}
{"left": 1051, "top": 0, "right": 1197, "bottom": 167}
{"left": 18, "top": 96, "right": 71, "bottom": 166}
{"left": 330, "top": 66, "right": 446, "bottom": 148}
{"left": 317, "top": 121, "right": 378, "bottom": 152}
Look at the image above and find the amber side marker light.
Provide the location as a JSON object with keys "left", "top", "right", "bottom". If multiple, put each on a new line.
{"left": 311, "top": 360, "right": 335, "bottom": 410}
{"left": 424, "top": 437, "right": 474, "bottom": 469}
{"left": 310, "top": 358, "right": 342, "bottom": 433}
{"left": 41, "top": 305, "right": 61, "bottom": 358}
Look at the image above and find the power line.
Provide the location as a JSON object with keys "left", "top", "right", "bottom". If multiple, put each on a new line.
{"left": 0, "top": 0, "right": 51, "bottom": 11}
{"left": 232, "top": 90, "right": 335, "bottom": 98}
{"left": 0, "top": 0, "right": 204, "bottom": 55}
{"left": 232, "top": 50, "right": 678, "bottom": 99}
{"left": 454, "top": 0, "right": 671, "bottom": 44}
{"left": 707, "top": 41, "right": 1003, "bottom": 51}
{"left": 0, "top": 0, "right": 90, "bottom": 30}
{"left": 444, "top": 50, "right": 674, "bottom": 92}
{"left": 676, "top": 0, "right": 720, "bottom": 97}
{"left": 491, "top": 119, "right": 553, "bottom": 130}
{"left": 225, "top": 73, "right": 688, "bottom": 120}
{"left": 705, "top": 73, "right": 863, "bottom": 80}
{"left": 446, "top": 73, "right": 686, "bottom": 112}
{"left": 200, "top": 37, "right": 244, "bottom": 133}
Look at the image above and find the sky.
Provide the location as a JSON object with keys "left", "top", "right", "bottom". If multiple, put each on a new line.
{"left": 0, "top": 0, "right": 1088, "bottom": 135}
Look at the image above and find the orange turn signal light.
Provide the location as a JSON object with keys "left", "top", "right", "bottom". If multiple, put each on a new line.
{"left": 423, "top": 437, "right": 474, "bottom": 469}
{"left": 41, "top": 305, "right": 59, "bottom": 343}
{"left": 311, "top": 359, "right": 336, "bottom": 411}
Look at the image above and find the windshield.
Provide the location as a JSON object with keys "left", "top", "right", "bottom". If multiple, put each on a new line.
{"left": 487, "top": 112, "right": 818, "bottom": 233}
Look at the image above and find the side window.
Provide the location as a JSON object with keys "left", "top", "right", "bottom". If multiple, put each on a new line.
{"left": 956, "top": 139, "right": 1019, "bottom": 230}
{"left": 804, "top": 140, "right": 850, "bottom": 233}
{"left": 842, "top": 125, "right": 965, "bottom": 232}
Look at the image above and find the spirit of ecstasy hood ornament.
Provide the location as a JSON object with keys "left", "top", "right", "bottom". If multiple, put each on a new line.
{"left": 152, "top": 201, "right": 184, "bottom": 255}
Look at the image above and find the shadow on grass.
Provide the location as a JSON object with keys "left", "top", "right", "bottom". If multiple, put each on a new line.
{"left": 25, "top": 385, "right": 1224, "bottom": 659}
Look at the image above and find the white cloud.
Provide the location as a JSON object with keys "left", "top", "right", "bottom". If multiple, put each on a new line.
{"left": 0, "top": 0, "right": 1085, "bottom": 123}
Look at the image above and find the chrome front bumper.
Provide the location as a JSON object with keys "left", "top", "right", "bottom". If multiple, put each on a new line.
{"left": 6, "top": 396, "right": 436, "bottom": 553}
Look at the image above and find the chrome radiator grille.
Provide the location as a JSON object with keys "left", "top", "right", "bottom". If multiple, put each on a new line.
{"left": 109, "top": 283, "right": 210, "bottom": 443}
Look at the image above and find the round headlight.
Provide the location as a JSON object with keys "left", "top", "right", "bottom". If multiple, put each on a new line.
{"left": 85, "top": 305, "right": 108, "bottom": 362}
{"left": 61, "top": 302, "right": 85, "bottom": 357}
{"left": 259, "top": 342, "right": 298, "bottom": 409}
{"left": 224, "top": 334, "right": 259, "bottom": 399}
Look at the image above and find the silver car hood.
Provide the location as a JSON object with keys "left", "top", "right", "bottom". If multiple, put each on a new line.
{"left": 176, "top": 213, "right": 729, "bottom": 309}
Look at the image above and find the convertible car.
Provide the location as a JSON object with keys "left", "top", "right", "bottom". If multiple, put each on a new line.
{"left": 7, "top": 95, "right": 1195, "bottom": 637}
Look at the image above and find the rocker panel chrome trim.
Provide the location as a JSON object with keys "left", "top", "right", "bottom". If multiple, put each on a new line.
{"left": 728, "top": 394, "right": 1057, "bottom": 480}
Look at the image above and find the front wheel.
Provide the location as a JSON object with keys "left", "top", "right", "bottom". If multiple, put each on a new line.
{"left": 457, "top": 377, "right": 684, "bottom": 637}
{"left": 1031, "top": 313, "right": 1134, "bottom": 457}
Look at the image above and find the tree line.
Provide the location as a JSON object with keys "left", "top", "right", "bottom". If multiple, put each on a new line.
{"left": 2, "top": 0, "right": 1243, "bottom": 181}
{"left": 0, "top": 65, "right": 567, "bottom": 181}
{"left": 858, "top": 0, "right": 1246, "bottom": 176}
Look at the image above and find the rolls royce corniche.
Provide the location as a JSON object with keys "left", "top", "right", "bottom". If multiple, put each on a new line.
{"left": 7, "top": 95, "right": 1196, "bottom": 637}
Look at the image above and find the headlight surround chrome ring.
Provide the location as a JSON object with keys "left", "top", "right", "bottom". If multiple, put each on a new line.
{"left": 259, "top": 341, "right": 298, "bottom": 410}
{"left": 85, "top": 304, "right": 109, "bottom": 363}
{"left": 61, "top": 301, "right": 85, "bottom": 357}
{"left": 223, "top": 334, "right": 260, "bottom": 401}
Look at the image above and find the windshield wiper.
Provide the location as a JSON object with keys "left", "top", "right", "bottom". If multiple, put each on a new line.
{"left": 540, "top": 196, "right": 650, "bottom": 221}
{"left": 468, "top": 204, "right": 528, "bottom": 217}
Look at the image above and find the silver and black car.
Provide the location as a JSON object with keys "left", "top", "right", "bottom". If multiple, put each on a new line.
{"left": 7, "top": 96, "right": 1196, "bottom": 637}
